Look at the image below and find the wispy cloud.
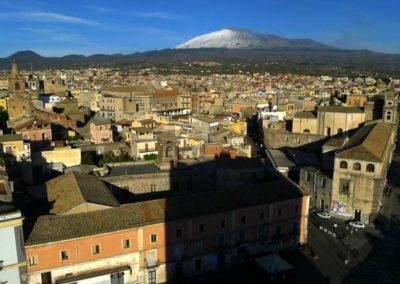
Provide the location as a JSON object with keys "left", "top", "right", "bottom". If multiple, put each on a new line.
{"left": 19, "top": 27, "right": 90, "bottom": 43}
{"left": 0, "top": 11, "right": 100, "bottom": 26}
{"left": 130, "top": 11, "right": 188, "bottom": 20}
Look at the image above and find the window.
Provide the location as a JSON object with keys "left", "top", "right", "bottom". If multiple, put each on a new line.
{"left": 305, "top": 172, "right": 310, "bottom": 181}
{"left": 151, "top": 184, "right": 156, "bottom": 192}
{"left": 148, "top": 270, "right": 156, "bottom": 284}
{"left": 220, "top": 219, "right": 226, "bottom": 229}
{"left": 294, "top": 205, "right": 299, "bottom": 213}
{"left": 92, "top": 244, "right": 101, "bottom": 255}
{"left": 60, "top": 250, "right": 69, "bottom": 261}
{"left": 340, "top": 161, "right": 348, "bottom": 169}
{"left": 151, "top": 234, "right": 157, "bottom": 243}
{"left": 258, "top": 226, "right": 268, "bottom": 241}
{"left": 277, "top": 209, "right": 282, "bottom": 216}
{"left": 123, "top": 239, "right": 131, "bottom": 249}
{"left": 28, "top": 255, "right": 38, "bottom": 266}
{"left": 176, "top": 229, "right": 182, "bottom": 238}
{"left": 199, "top": 224, "right": 205, "bottom": 233}
{"left": 240, "top": 215, "right": 246, "bottom": 225}
{"left": 217, "top": 235, "right": 225, "bottom": 249}
{"left": 259, "top": 212, "right": 265, "bottom": 220}
{"left": 326, "top": 127, "right": 331, "bottom": 136}
{"left": 193, "top": 240, "right": 203, "bottom": 251}
{"left": 337, "top": 128, "right": 343, "bottom": 134}
{"left": 322, "top": 178, "right": 327, "bottom": 188}
{"left": 366, "top": 164, "right": 375, "bottom": 173}
{"left": 353, "top": 162, "right": 361, "bottom": 171}
{"left": 339, "top": 180, "right": 351, "bottom": 195}
{"left": 239, "top": 231, "right": 246, "bottom": 243}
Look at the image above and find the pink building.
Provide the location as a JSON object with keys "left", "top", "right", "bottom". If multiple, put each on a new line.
{"left": 90, "top": 121, "right": 113, "bottom": 144}
{"left": 16, "top": 120, "right": 52, "bottom": 141}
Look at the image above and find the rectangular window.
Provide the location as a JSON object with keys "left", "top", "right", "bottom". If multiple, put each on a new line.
{"left": 259, "top": 212, "right": 265, "bottom": 220}
{"left": 199, "top": 224, "right": 205, "bottom": 233}
{"left": 176, "top": 228, "right": 182, "bottom": 238}
{"left": 294, "top": 205, "right": 299, "bottom": 213}
{"left": 28, "top": 255, "right": 38, "bottom": 266}
{"left": 92, "top": 244, "right": 100, "bottom": 255}
{"left": 151, "top": 234, "right": 157, "bottom": 243}
{"left": 148, "top": 270, "right": 156, "bottom": 284}
{"left": 193, "top": 240, "right": 203, "bottom": 252}
{"left": 322, "top": 178, "right": 327, "bottom": 188}
{"left": 60, "top": 250, "right": 69, "bottom": 261}
{"left": 240, "top": 215, "right": 246, "bottom": 225}
{"left": 339, "top": 180, "right": 351, "bottom": 195}
{"left": 277, "top": 209, "right": 282, "bottom": 216}
{"left": 123, "top": 239, "right": 131, "bottom": 249}
{"left": 151, "top": 184, "right": 156, "bottom": 192}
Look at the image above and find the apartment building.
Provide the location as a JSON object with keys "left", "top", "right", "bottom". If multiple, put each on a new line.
{"left": 25, "top": 174, "right": 309, "bottom": 284}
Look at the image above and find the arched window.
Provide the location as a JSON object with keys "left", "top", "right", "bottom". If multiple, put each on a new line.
{"left": 353, "top": 162, "right": 361, "bottom": 171}
{"left": 303, "top": 129, "right": 310, "bottom": 133}
{"left": 340, "top": 161, "right": 348, "bottom": 169}
{"left": 15, "top": 83, "right": 20, "bottom": 90}
{"left": 366, "top": 164, "right": 375, "bottom": 173}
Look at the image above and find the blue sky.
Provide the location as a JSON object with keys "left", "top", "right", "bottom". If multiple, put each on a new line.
{"left": 0, "top": 0, "right": 399, "bottom": 56}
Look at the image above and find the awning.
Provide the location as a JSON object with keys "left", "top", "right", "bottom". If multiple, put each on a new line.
{"left": 56, "top": 265, "right": 131, "bottom": 284}
{"left": 255, "top": 254, "right": 293, "bottom": 274}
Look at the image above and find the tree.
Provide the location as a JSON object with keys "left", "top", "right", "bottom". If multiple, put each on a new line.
{"left": 81, "top": 152, "right": 94, "bottom": 165}
{"left": 143, "top": 154, "right": 158, "bottom": 161}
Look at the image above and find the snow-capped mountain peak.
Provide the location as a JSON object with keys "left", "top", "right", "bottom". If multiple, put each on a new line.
{"left": 176, "top": 28, "right": 334, "bottom": 49}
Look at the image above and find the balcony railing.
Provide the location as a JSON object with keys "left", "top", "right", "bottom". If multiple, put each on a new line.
{"left": 144, "top": 258, "right": 160, "bottom": 268}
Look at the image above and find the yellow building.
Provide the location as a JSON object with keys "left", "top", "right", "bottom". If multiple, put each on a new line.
{"left": 330, "top": 122, "right": 395, "bottom": 223}
{"left": 0, "top": 97, "right": 7, "bottom": 111}
{"left": 0, "top": 134, "right": 30, "bottom": 161}
{"left": 228, "top": 120, "right": 247, "bottom": 136}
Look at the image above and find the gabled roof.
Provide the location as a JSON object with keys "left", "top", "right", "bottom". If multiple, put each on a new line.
{"left": 318, "top": 106, "right": 364, "bottom": 113}
{"left": 46, "top": 171, "right": 119, "bottom": 215}
{"left": 294, "top": 111, "right": 317, "bottom": 119}
{"left": 336, "top": 122, "right": 393, "bottom": 162}
{"left": 26, "top": 173, "right": 307, "bottom": 246}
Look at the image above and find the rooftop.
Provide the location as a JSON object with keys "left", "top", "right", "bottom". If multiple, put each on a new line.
{"left": 26, "top": 171, "right": 306, "bottom": 246}
{"left": 318, "top": 106, "right": 364, "bottom": 114}
{"left": 46, "top": 171, "right": 120, "bottom": 215}
{"left": 336, "top": 122, "right": 393, "bottom": 162}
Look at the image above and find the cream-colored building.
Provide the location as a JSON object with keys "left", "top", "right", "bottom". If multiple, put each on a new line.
{"left": 330, "top": 122, "right": 395, "bottom": 223}
{"left": 292, "top": 106, "right": 366, "bottom": 136}
{"left": 292, "top": 112, "right": 318, "bottom": 134}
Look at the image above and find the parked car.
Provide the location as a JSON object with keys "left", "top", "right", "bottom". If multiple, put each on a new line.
{"left": 349, "top": 221, "right": 365, "bottom": 229}
{"left": 317, "top": 212, "right": 331, "bottom": 219}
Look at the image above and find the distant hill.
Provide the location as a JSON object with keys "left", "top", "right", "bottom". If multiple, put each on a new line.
{"left": 1, "top": 48, "right": 400, "bottom": 77}
{"left": 176, "top": 28, "right": 335, "bottom": 50}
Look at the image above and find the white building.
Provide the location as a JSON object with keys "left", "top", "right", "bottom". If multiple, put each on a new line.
{"left": 0, "top": 204, "right": 27, "bottom": 284}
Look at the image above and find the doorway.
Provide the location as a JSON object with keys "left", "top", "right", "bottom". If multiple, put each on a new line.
{"left": 354, "top": 209, "right": 361, "bottom": 221}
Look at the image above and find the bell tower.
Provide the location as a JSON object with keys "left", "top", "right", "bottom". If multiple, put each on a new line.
{"left": 7, "top": 58, "right": 30, "bottom": 119}
{"left": 157, "top": 131, "right": 178, "bottom": 170}
{"left": 383, "top": 88, "right": 399, "bottom": 125}
{"left": 8, "top": 58, "right": 25, "bottom": 94}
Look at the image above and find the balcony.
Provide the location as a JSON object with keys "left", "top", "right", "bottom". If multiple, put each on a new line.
{"left": 144, "top": 258, "right": 160, "bottom": 268}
